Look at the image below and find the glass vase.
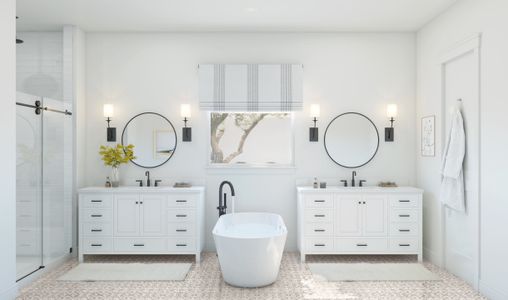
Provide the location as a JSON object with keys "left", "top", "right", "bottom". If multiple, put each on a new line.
{"left": 111, "top": 166, "right": 120, "bottom": 187}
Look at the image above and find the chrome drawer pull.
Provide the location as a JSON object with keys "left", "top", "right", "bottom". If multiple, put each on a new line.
{"left": 314, "top": 229, "right": 325, "bottom": 232}
{"left": 399, "top": 214, "right": 410, "bottom": 218}
{"left": 176, "top": 214, "right": 187, "bottom": 218}
{"left": 399, "top": 244, "right": 411, "bottom": 247}
{"left": 91, "top": 229, "right": 102, "bottom": 232}
{"left": 91, "top": 200, "right": 102, "bottom": 203}
{"left": 91, "top": 244, "right": 102, "bottom": 247}
{"left": 314, "top": 244, "right": 325, "bottom": 247}
{"left": 314, "top": 214, "right": 325, "bottom": 217}
{"left": 399, "top": 229, "right": 410, "bottom": 232}
{"left": 176, "top": 229, "right": 187, "bottom": 232}
{"left": 176, "top": 244, "right": 187, "bottom": 247}
{"left": 176, "top": 200, "right": 187, "bottom": 203}
{"left": 314, "top": 200, "right": 325, "bottom": 203}
{"left": 356, "top": 244, "right": 368, "bottom": 247}
{"left": 91, "top": 214, "right": 102, "bottom": 217}
{"left": 133, "top": 244, "right": 144, "bottom": 247}
{"left": 399, "top": 200, "right": 410, "bottom": 203}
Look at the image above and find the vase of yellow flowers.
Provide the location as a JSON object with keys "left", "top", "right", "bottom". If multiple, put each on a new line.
{"left": 99, "top": 144, "right": 135, "bottom": 187}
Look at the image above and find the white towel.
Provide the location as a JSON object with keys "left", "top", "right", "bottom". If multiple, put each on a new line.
{"left": 440, "top": 107, "right": 466, "bottom": 212}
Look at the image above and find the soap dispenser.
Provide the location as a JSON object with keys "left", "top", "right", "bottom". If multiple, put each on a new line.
{"left": 313, "top": 177, "right": 319, "bottom": 189}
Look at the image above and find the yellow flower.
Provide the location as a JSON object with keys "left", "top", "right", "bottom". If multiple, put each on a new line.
{"left": 99, "top": 144, "right": 136, "bottom": 167}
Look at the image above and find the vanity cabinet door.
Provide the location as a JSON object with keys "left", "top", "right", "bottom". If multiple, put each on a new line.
{"left": 140, "top": 195, "right": 166, "bottom": 236}
{"left": 336, "top": 195, "right": 362, "bottom": 236}
{"left": 362, "top": 195, "right": 388, "bottom": 236}
{"left": 114, "top": 195, "right": 140, "bottom": 236}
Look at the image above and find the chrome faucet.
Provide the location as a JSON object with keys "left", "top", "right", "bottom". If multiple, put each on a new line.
{"left": 218, "top": 181, "right": 235, "bottom": 217}
{"left": 351, "top": 171, "right": 357, "bottom": 187}
{"left": 145, "top": 171, "right": 151, "bottom": 187}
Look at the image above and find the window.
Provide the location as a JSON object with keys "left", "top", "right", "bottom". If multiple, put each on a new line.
{"left": 209, "top": 113, "right": 293, "bottom": 166}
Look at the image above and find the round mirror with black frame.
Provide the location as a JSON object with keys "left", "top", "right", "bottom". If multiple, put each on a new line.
{"left": 121, "top": 112, "right": 177, "bottom": 169}
{"left": 324, "top": 112, "right": 379, "bottom": 169}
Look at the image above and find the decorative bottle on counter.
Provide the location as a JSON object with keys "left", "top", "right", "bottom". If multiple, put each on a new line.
{"left": 105, "top": 177, "right": 112, "bottom": 188}
{"left": 313, "top": 177, "right": 319, "bottom": 189}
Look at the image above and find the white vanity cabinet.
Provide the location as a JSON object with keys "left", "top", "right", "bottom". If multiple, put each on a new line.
{"left": 79, "top": 187, "right": 205, "bottom": 263}
{"left": 297, "top": 187, "right": 423, "bottom": 262}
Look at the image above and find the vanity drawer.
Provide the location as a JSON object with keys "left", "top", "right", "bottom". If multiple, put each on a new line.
{"left": 114, "top": 238, "right": 166, "bottom": 252}
{"left": 82, "top": 194, "right": 113, "bottom": 208}
{"left": 304, "top": 194, "right": 334, "bottom": 208}
{"left": 167, "top": 238, "right": 196, "bottom": 252}
{"left": 83, "top": 222, "right": 113, "bottom": 236}
{"left": 389, "top": 223, "right": 418, "bottom": 236}
{"left": 336, "top": 238, "right": 388, "bottom": 252}
{"left": 304, "top": 223, "right": 334, "bottom": 236}
{"left": 389, "top": 195, "right": 419, "bottom": 208}
{"left": 305, "top": 209, "right": 334, "bottom": 223}
{"left": 305, "top": 238, "right": 334, "bottom": 252}
{"left": 390, "top": 209, "right": 418, "bottom": 223}
{"left": 167, "top": 223, "right": 195, "bottom": 236}
{"left": 82, "top": 209, "right": 112, "bottom": 223}
{"left": 167, "top": 210, "right": 196, "bottom": 223}
{"left": 82, "top": 238, "right": 113, "bottom": 252}
{"left": 167, "top": 194, "right": 197, "bottom": 208}
{"left": 389, "top": 238, "right": 419, "bottom": 252}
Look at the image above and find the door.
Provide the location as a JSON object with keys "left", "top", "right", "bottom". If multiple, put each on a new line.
{"left": 42, "top": 97, "right": 73, "bottom": 266}
{"left": 114, "top": 195, "right": 140, "bottom": 236}
{"left": 362, "top": 195, "right": 387, "bottom": 236}
{"left": 16, "top": 93, "right": 43, "bottom": 280}
{"left": 336, "top": 195, "right": 362, "bottom": 236}
{"left": 442, "top": 36, "right": 480, "bottom": 288}
{"left": 140, "top": 195, "right": 166, "bottom": 236}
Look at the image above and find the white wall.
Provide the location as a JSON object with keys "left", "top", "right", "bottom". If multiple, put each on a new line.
{"left": 0, "top": 0, "right": 17, "bottom": 298}
{"left": 416, "top": 0, "right": 508, "bottom": 298}
{"left": 84, "top": 33, "right": 416, "bottom": 251}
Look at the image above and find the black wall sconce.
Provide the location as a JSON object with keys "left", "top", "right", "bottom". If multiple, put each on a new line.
{"left": 181, "top": 104, "right": 192, "bottom": 142}
{"left": 103, "top": 104, "right": 116, "bottom": 142}
{"left": 385, "top": 104, "right": 397, "bottom": 142}
{"left": 309, "top": 104, "right": 320, "bottom": 142}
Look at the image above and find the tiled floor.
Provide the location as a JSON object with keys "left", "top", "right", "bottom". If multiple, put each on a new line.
{"left": 17, "top": 253, "right": 484, "bottom": 300}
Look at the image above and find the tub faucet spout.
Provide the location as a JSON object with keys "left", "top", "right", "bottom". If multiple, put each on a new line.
{"left": 218, "top": 181, "right": 235, "bottom": 217}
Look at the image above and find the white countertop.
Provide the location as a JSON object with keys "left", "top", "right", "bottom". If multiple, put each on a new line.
{"left": 297, "top": 186, "right": 423, "bottom": 194}
{"left": 79, "top": 186, "right": 205, "bottom": 193}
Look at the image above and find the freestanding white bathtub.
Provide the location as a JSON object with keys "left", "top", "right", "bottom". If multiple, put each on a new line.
{"left": 213, "top": 212, "right": 287, "bottom": 288}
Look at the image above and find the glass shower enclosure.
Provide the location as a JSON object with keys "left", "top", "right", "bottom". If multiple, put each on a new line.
{"left": 16, "top": 92, "right": 73, "bottom": 281}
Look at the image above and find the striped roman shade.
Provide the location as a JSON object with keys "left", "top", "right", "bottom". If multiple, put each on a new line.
{"left": 199, "top": 64, "right": 303, "bottom": 112}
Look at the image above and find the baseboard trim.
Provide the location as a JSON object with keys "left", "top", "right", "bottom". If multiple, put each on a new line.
{"left": 480, "top": 280, "right": 508, "bottom": 300}
{"left": 423, "top": 246, "right": 442, "bottom": 267}
{"left": 0, "top": 284, "right": 18, "bottom": 300}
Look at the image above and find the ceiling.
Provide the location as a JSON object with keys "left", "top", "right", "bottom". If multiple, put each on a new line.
{"left": 16, "top": 0, "right": 459, "bottom": 32}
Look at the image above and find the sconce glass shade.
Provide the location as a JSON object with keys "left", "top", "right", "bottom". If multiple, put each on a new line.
{"left": 103, "top": 104, "right": 114, "bottom": 118}
{"left": 180, "top": 104, "right": 191, "bottom": 118}
{"left": 386, "top": 104, "right": 398, "bottom": 119}
{"left": 310, "top": 104, "right": 321, "bottom": 118}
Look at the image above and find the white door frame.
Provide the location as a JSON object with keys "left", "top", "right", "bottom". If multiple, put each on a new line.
{"left": 439, "top": 33, "right": 481, "bottom": 290}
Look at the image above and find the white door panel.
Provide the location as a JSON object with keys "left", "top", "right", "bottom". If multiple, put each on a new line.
{"left": 442, "top": 44, "right": 480, "bottom": 288}
{"left": 114, "top": 195, "right": 140, "bottom": 236}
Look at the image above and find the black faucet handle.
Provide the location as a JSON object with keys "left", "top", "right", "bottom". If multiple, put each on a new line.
{"left": 359, "top": 180, "right": 367, "bottom": 187}
{"left": 154, "top": 180, "right": 162, "bottom": 187}
{"left": 340, "top": 180, "right": 348, "bottom": 187}
{"left": 136, "top": 180, "right": 143, "bottom": 187}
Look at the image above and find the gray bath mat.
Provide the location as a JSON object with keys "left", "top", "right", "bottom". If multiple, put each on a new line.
{"left": 58, "top": 263, "right": 191, "bottom": 281}
{"left": 308, "top": 263, "right": 440, "bottom": 281}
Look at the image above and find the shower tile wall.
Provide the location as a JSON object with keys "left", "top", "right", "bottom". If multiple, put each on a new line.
{"left": 16, "top": 32, "right": 63, "bottom": 101}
